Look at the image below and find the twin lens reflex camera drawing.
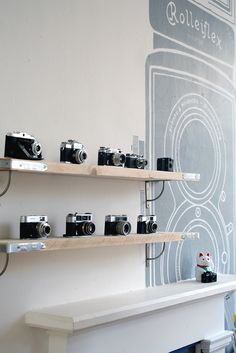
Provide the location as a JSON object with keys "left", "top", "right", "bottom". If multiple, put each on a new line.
{"left": 145, "top": 0, "right": 235, "bottom": 285}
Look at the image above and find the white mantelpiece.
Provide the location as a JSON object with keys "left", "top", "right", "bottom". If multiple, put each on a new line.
{"left": 25, "top": 274, "right": 236, "bottom": 353}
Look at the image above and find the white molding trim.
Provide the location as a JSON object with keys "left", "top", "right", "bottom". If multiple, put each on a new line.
{"left": 195, "top": 330, "right": 233, "bottom": 353}
{"left": 47, "top": 331, "right": 69, "bottom": 353}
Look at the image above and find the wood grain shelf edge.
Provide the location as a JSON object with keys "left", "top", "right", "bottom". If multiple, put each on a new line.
{"left": 0, "top": 158, "right": 193, "bottom": 181}
{"left": 0, "top": 233, "right": 184, "bottom": 252}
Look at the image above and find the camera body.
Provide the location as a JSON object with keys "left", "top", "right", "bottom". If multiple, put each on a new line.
{"left": 125, "top": 154, "right": 148, "bottom": 169}
{"left": 60, "top": 140, "right": 87, "bottom": 164}
{"left": 98, "top": 147, "right": 126, "bottom": 167}
{"left": 201, "top": 271, "right": 217, "bottom": 283}
{"left": 137, "top": 215, "right": 158, "bottom": 234}
{"left": 104, "top": 215, "right": 131, "bottom": 236}
{"left": 20, "top": 215, "right": 51, "bottom": 239}
{"left": 64, "top": 212, "right": 95, "bottom": 236}
{"left": 5, "top": 132, "right": 43, "bottom": 160}
{"left": 157, "top": 157, "right": 174, "bottom": 171}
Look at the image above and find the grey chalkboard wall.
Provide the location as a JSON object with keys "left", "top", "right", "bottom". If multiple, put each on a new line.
{"left": 146, "top": 1, "right": 235, "bottom": 351}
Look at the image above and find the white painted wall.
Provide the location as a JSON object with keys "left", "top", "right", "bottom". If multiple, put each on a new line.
{"left": 0, "top": 1, "right": 152, "bottom": 352}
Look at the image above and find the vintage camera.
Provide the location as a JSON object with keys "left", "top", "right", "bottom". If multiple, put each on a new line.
{"left": 60, "top": 140, "right": 87, "bottom": 164}
{"left": 4, "top": 132, "right": 43, "bottom": 160}
{"left": 104, "top": 215, "right": 131, "bottom": 236}
{"left": 64, "top": 212, "right": 95, "bottom": 236}
{"left": 98, "top": 147, "right": 126, "bottom": 167}
{"left": 157, "top": 157, "right": 174, "bottom": 171}
{"left": 137, "top": 215, "right": 158, "bottom": 234}
{"left": 20, "top": 215, "right": 51, "bottom": 239}
{"left": 125, "top": 154, "right": 148, "bottom": 169}
{"left": 201, "top": 271, "right": 217, "bottom": 283}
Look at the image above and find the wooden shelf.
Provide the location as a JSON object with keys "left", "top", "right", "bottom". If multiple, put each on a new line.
{"left": 0, "top": 232, "right": 199, "bottom": 253}
{"left": 0, "top": 159, "right": 200, "bottom": 254}
{"left": 0, "top": 158, "right": 200, "bottom": 182}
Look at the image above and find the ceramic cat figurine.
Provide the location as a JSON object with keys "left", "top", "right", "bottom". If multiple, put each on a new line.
{"left": 195, "top": 252, "right": 217, "bottom": 283}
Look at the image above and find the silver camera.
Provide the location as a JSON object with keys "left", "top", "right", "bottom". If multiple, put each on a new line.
{"left": 104, "top": 215, "right": 131, "bottom": 236}
{"left": 5, "top": 132, "right": 43, "bottom": 160}
{"left": 64, "top": 212, "right": 95, "bottom": 236}
{"left": 20, "top": 215, "right": 51, "bottom": 239}
{"left": 98, "top": 147, "right": 126, "bottom": 167}
{"left": 137, "top": 215, "right": 158, "bottom": 234}
{"left": 60, "top": 140, "right": 87, "bottom": 164}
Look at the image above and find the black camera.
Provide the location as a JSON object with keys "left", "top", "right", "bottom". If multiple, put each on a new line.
{"left": 98, "top": 147, "right": 126, "bottom": 167}
{"left": 5, "top": 132, "right": 43, "bottom": 160}
{"left": 157, "top": 157, "right": 174, "bottom": 171}
{"left": 104, "top": 215, "right": 131, "bottom": 236}
{"left": 20, "top": 215, "right": 51, "bottom": 239}
{"left": 201, "top": 271, "right": 217, "bottom": 283}
{"left": 137, "top": 215, "right": 158, "bottom": 234}
{"left": 64, "top": 212, "right": 95, "bottom": 236}
{"left": 60, "top": 140, "right": 87, "bottom": 164}
{"left": 125, "top": 154, "right": 148, "bottom": 169}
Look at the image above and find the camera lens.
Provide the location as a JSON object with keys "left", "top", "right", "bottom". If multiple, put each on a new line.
{"left": 136, "top": 157, "right": 147, "bottom": 169}
{"left": 136, "top": 158, "right": 144, "bottom": 169}
{"left": 36, "top": 222, "right": 51, "bottom": 238}
{"left": 112, "top": 153, "right": 126, "bottom": 166}
{"left": 119, "top": 154, "right": 126, "bottom": 164}
{"left": 80, "top": 151, "right": 87, "bottom": 162}
{"left": 74, "top": 149, "right": 87, "bottom": 164}
{"left": 147, "top": 221, "right": 158, "bottom": 233}
{"left": 116, "top": 221, "right": 131, "bottom": 235}
{"left": 32, "top": 142, "right": 42, "bottom": 156}
{"left": 82, "top": 222, "right": 95, "bottom": 235}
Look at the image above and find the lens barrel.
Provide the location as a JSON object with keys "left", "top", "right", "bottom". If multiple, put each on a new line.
{"left": 36, "top": 222, "right": 51, "bottom": 237}
{"left": 112, "top": 152, "right": 126, "bottom": 166}
{"left": 32, "top": 141, "right": 42, "bottom": 156}
{"left": 82, "top": 222, "right": 95, "bottom": 235}
{"left": 116, "top": 221, "right": 131, "bottom": 235}
{"left": 147, "top": 221, "right": 158, "bottom": 233}
{"left": 74, "top": 149, "right": 87, "bottom": 164}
